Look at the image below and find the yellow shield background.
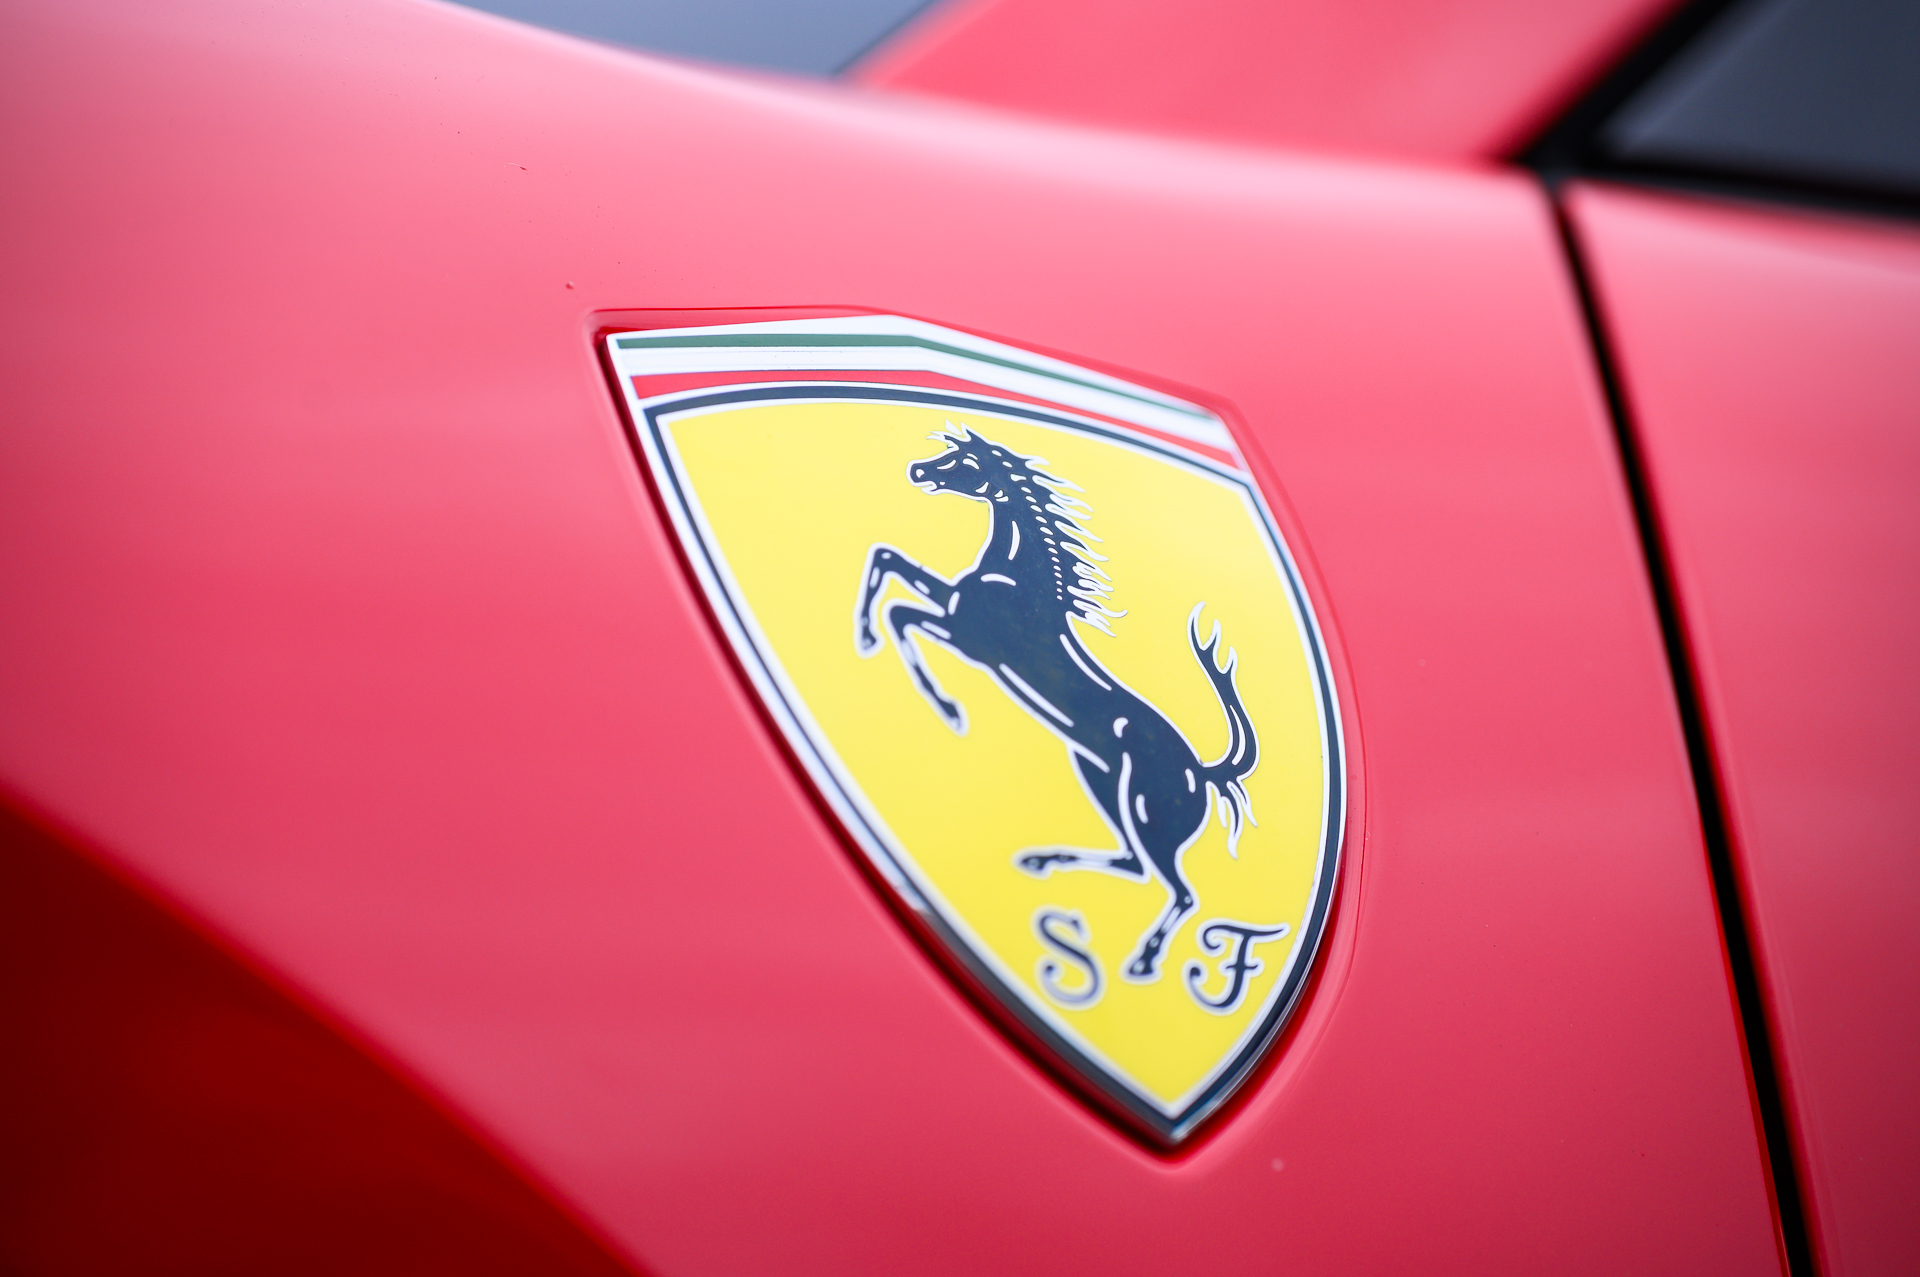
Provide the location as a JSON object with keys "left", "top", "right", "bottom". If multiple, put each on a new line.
{"left": 638, "top": 385, "right": 1338, "bottom": 1137}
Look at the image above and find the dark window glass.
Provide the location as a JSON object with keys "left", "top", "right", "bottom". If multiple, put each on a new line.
{"left": 450, "top": 0, "right": 942, "bottom": 76}
{"left": 1601, "top": 0, "right": 1920, "bottom": 199}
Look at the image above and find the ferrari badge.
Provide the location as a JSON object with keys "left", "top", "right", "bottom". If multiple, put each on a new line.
{"left": 607, "top": 316, "right": 1344, "bottom": 1142}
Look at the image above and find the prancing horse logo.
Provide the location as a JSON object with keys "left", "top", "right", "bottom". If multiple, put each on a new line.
{"left": 854, "top": 426, "right": 1260, "bottom": 982}
{"left": 612, "top": 317, "right": 1346, "bottom": 1145}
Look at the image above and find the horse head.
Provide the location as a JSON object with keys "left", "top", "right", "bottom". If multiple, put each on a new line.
{"left": 908, "top": 426, "right": 1031, "bottom": 503}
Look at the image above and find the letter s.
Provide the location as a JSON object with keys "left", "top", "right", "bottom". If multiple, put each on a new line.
{"left": 1034, "top": 909, "right": 1103, "bottom": 1008}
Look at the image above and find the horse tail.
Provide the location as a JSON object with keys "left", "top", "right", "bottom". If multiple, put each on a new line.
{"left": 1188, "top": 605, "right": 1259, "bottom": 855}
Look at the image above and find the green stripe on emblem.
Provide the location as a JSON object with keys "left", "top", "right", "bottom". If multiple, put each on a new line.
{"left": 613, "top": 332, "right": 1209, "bottom": 422}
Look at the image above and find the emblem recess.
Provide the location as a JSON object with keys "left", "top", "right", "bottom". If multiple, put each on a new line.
{"left": 606, "top": 316, "right": 1344, "bottom": 1143}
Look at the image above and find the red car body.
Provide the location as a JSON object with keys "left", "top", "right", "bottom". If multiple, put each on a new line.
{"left": 1, "top": 1, "right": 1913, "bottom": 1273}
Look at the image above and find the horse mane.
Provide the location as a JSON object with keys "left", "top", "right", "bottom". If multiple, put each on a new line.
{"left": 941, "top": 424, "right": 1126, "bottom": 636}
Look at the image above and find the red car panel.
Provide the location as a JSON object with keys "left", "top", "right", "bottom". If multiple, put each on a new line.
{"left": 1569, "top": 182, "right": 1920, "bottom": 1277}
{"left": 2, "top": 0, "right": 1781, "bottom": 1271}
{"left": 1, "top": 803, "right": 632, "bottom": 1275}
{"left": 857, "top": 0, "right": 1681, "bottom": 159}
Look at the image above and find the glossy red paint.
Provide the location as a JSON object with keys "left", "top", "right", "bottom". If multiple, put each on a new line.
{"left": 1569, "top": 183, "right": 1920, "bottom": 1277}
{"left": 1, "top": 0, "right": 1778, "bottom": 1271}
{"left": 0, "top": 801, "right": 633, "bottom": 1277}
{"left": 858, "top": 0, "right": 1680, "bottom": 159}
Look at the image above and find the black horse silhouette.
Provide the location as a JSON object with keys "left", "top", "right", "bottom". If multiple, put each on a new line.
{"left": 854, "top": 425, "right": 1259, "bottom": 980}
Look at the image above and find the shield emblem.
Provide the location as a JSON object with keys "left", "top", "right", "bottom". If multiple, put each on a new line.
{"left": 607, "top": 316, "right": 1344, "bottom": 1143}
